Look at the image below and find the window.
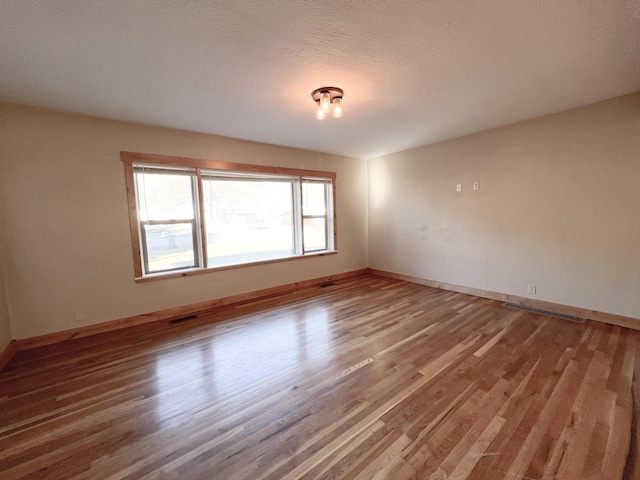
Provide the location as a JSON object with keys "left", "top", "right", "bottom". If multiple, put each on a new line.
{"left": 122, "top": 152, "right": 336, "bottom": 280}
{"left": 302, "top": 178, "right": 333, "bottom": 252}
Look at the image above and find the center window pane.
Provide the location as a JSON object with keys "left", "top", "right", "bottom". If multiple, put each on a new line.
{"left": 202, "top": 179, "right": 295, "bottom": 267}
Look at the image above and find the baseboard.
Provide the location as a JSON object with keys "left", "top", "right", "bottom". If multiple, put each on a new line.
{"left": 0, "top": 340, "right": 17, "bottom": 372}
{"left": 15, "top": 266, "right": 639, "bottom": 352}
{"left": 16, "top": 269, "right": 368, "bottom": 351}
{"left": 367, "top": 268, "right": 640, "bottom": 331}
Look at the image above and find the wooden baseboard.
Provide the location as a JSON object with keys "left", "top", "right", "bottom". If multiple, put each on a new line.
{"left": 367, "top": 268, "right": 640, "bottom": 331}
{"left": 0, "top": 340, "right": 17, "bottom": 372}
{"left": 15, "top": 266, "right": 639, "bottom": 352}
{"left": 15, "top": 269, "right": 368, "bottom": 351}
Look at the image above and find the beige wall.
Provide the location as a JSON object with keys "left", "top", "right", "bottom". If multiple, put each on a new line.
{"left": 2, "top": 93, "right": 638, "bottom": 342}
{"left": 0, "top": 243, "right": 12, "bottom": 351}
{"left": 368, "top": 93, "right": 640, "bottom": 319}
{"left": 0, "top": 104, "right": 368, "bottom": 339}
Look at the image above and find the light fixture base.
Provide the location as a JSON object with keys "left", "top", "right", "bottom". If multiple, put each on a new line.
{"left": 311, "top": 87, "right": 344, "bottom": 103}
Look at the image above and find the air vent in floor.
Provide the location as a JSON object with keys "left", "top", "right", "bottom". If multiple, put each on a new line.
{"left": 503, "top": 303, "right": 586, "bottom": 324}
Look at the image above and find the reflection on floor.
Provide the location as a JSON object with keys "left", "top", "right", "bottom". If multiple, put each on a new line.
{"left": 1, "top": 275, "right": 639, "bottom": 479}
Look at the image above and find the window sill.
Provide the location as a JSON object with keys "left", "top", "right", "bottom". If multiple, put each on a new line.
{"left": 134, "top": 250, "right": 338, "bottom": 283}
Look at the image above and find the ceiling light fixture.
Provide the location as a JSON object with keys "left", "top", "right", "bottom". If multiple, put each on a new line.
{"left": 311, "top": 87, "right": 344, "bottom": 120}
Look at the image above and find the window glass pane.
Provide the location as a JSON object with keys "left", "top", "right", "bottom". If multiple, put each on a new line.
{"left": 303, "top": 217, "right": 327, "bottom": 252}
{"left": 202, "top": 179, "right": 295, "bottom": 267}
{"left": 302, "top": 182, "right": 326, "bottom": 216}
{"left": 143, "top": 223, "right": 196, "bottom": 273}
{"left": 135, "top": 171, "right": 195, "bottom": 221}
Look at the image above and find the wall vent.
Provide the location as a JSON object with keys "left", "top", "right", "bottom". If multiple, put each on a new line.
{"left": 169, "top": 314, "right": 198, "bottom": 324}
{"left": 503, "top": 303, "right": 586, "bottom": 324}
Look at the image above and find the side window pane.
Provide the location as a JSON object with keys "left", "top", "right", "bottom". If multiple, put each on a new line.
{"left": 202, "top": 179, "right": 295, "bottom": 267}
{"left": 302, "top": 181, "right": 330, "bottom": 252}
{"left": 302, "top": 182, "right": 326, "bottom": 216}
{"left": 134, "top": 170, "right": 198, "bottom": 274}
{"left": 142, "top": 223, "right": 196, "bottom": 273}
{"left": 134, "top": 171, "right": 194, "bottom": 221}
{"left": 303, "top": 217, "right": 327, "bottom": 251}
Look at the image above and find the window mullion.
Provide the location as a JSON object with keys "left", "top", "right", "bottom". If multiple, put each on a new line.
{"left": 140, "top": 221, "right": 151, "bottom": 275}
{"left": 323, "top": 183, "right": 329, "bottom": 251}
{"left": 141, "top": 219, "right": 196, "bottom": 225}
{"left": 195, "top": 168, "right": 208, "bottom": 269}
{"left": 329, "top": 181, "right": 336, "bottom": 251}
{"left": 298, "top": 176, "right": 306, "bottom": 255}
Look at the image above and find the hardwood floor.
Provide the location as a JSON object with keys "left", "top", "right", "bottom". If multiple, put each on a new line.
{"left": 1, "top": 275, "right": 639, "bottom": 479}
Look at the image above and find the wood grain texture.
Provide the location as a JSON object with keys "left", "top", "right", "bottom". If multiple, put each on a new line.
{"left": 0, "top": 341, "right": 16, "bottom": 372}
{"left": 134, "top": 250, "right": 339, "bottom": 283}
{"left": 123, "top": 160, "right": 144, "bottom": 279}
{"left": 120, "top": 151, "right": 337, "bottom": 181}
{"left": 1, "top": 275, "right": 639, "bottom": 479}
{"left": 368, "top": 268, "right": 640, "bottom": 331}
{"left": 14, "top": 269, "right": 366, "bottom": 351}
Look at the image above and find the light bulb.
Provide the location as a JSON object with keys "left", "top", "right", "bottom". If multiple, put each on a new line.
{"left": 320, "top": 91, "right": 331, "bottom": 111}
{"left": 316, "top": 103, "right": 326, "bottom": 120}
{"left": 332, "top": 97, "right": 343, "bottom": 118}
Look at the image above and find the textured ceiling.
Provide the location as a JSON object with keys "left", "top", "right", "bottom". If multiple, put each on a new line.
{"left": 1, "top": 1, "right": 639, "bottom": 159}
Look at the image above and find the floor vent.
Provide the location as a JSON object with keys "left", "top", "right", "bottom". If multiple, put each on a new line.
{"left": 169, "top": 315, "right": 198, "bottom": 324}
{"left": 320, "top": 281, "right": 336, "bottom": 288}
{"left": 503, "top": 303, "right": 586, "bottom": 324}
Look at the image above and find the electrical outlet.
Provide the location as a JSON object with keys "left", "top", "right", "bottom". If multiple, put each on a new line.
{"left": 75, "top": 309, "right": 86, "bottom": 322}
{"left": 527, "top": 284, "right": 537, "bottom": 294}
{"left": 473, "top": 182, "right": 480, "bottom": 191}
{"left": 456, "top": 184, "right": 462, "bottom": 192}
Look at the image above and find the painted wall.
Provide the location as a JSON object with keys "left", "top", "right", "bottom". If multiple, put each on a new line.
{"left": 0, "top": 104, "right": 368, "bottom": 339}
{"left": 368, "top": 93, "right": 640, "bottom": 319}
{"left": 2, "top": 93, "right": 638, "bottom": 341}
{"left": 0, "top": 244, "right": 12, "bottom": 351}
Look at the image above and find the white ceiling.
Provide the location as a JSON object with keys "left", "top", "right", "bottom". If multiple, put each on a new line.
{"left": 1, "top": 1, "right": 639, "bottom": 159}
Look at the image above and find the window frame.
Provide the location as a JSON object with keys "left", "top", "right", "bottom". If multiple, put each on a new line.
{"left": 301, "top": 178, "right": 334, "bottom": 254}
{"left": 121, "top": 151, "right": 337, "bottom": 282}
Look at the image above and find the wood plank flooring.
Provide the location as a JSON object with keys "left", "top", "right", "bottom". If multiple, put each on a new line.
{"left": 1, "top": 275, "right": 639, "bottom": 479}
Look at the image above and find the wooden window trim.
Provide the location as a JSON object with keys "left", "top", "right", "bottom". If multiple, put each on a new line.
{"left": 121, "top": 151, "right": 337, "bottom": 281}
{"left": 121, "top": 151, "right": 336, "bottom": 181}
{"left": 134, "top": 250, "right": 338, "bottom": 283}
{"left": 123, "top": 161, "right": 144, "bottom": 278}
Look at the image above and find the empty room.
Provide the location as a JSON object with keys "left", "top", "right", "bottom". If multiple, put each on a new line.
{"left": 1, "top": 1, "right": 639, "bottom": 479}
